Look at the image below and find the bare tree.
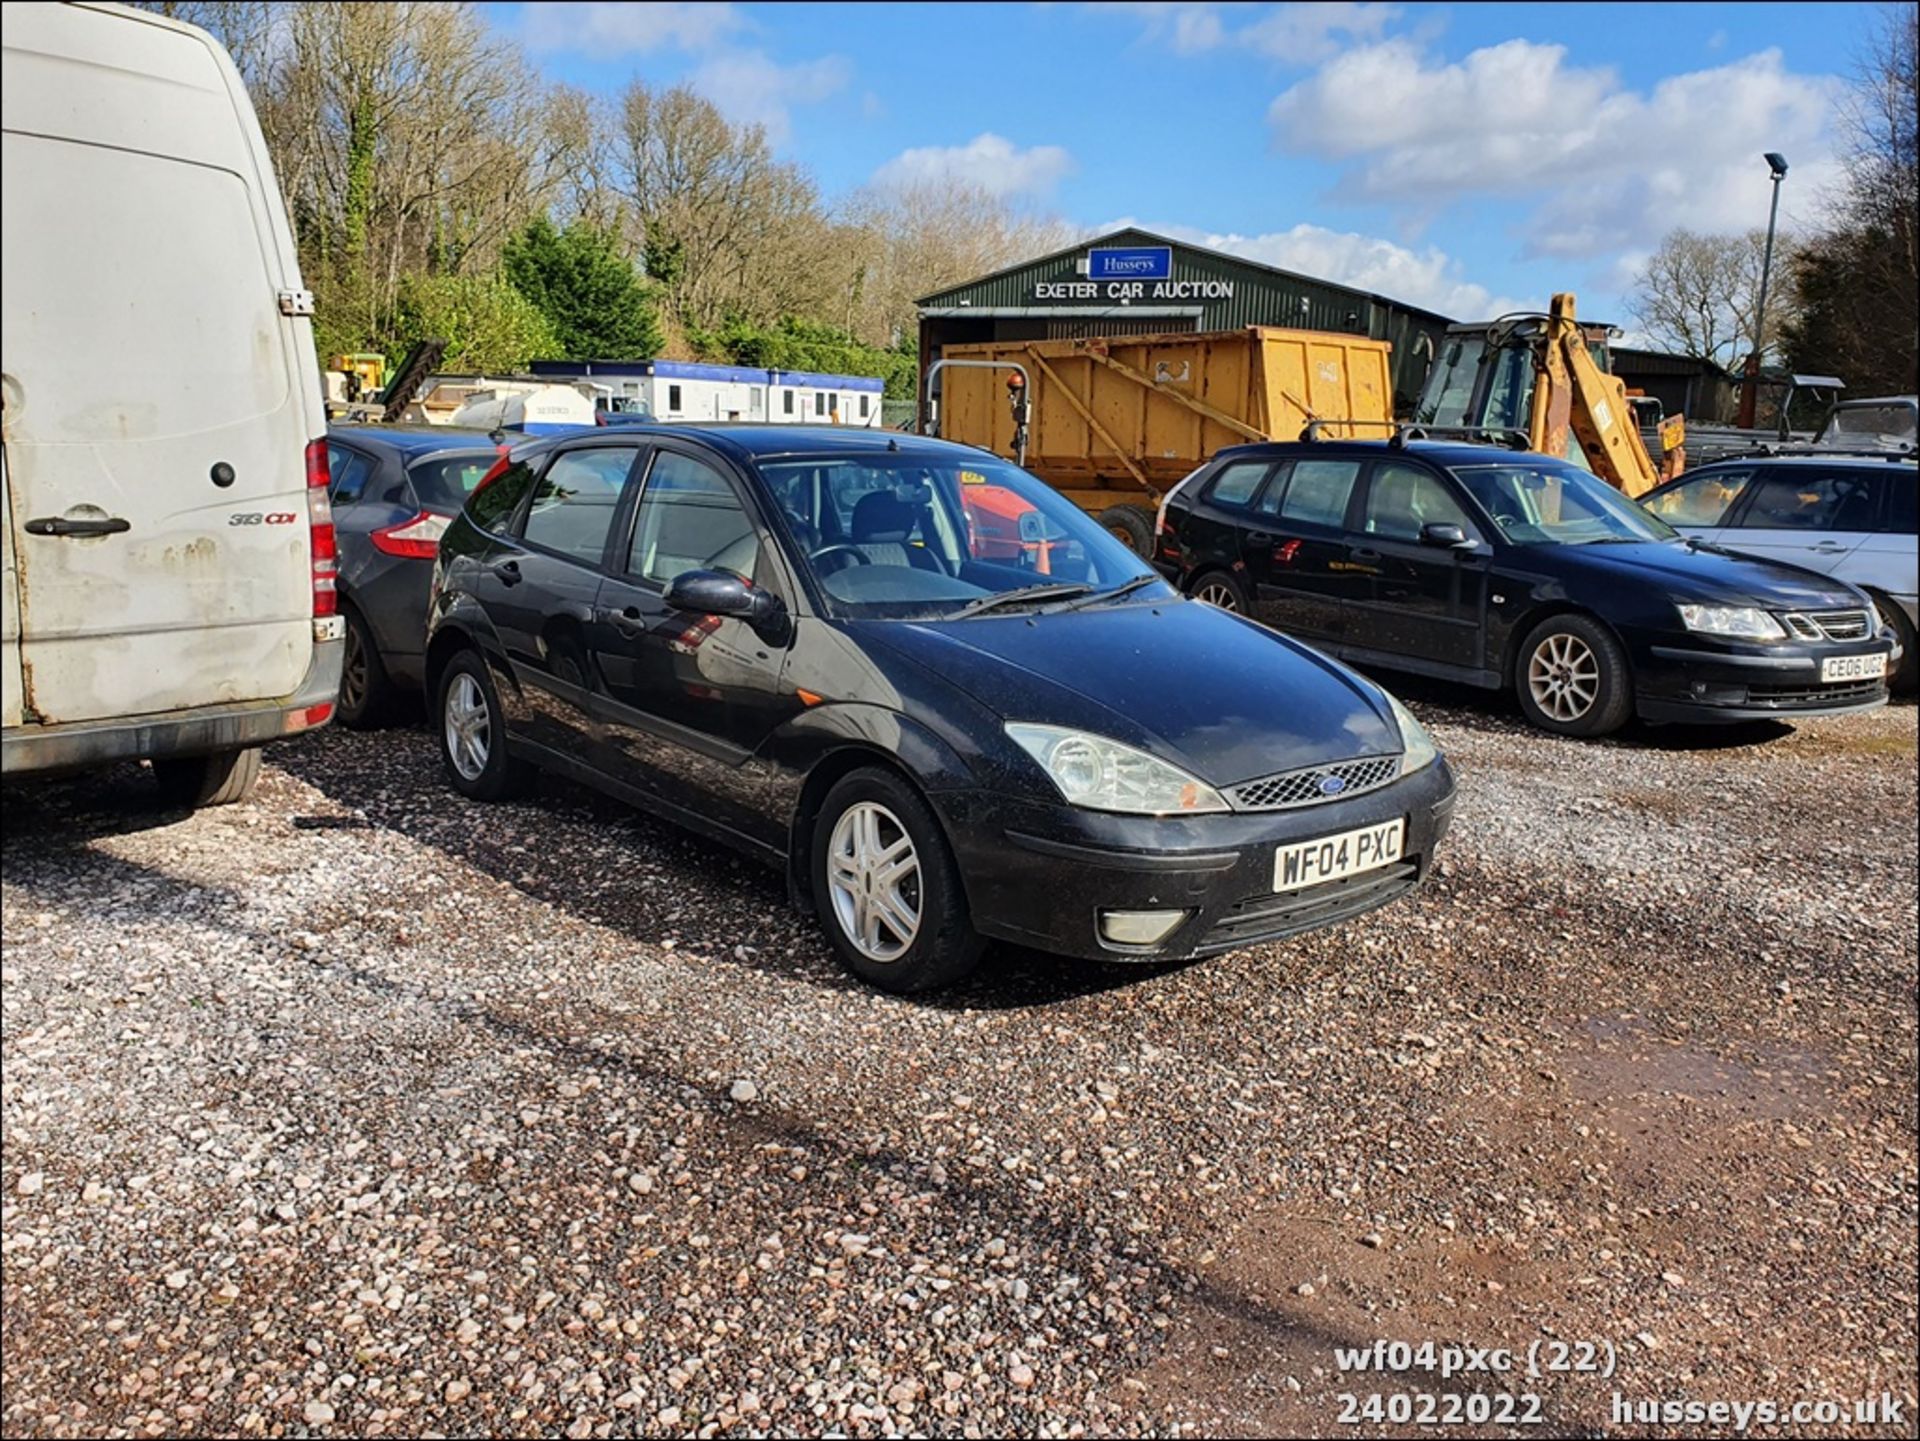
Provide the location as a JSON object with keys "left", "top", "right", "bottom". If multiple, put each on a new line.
{"left": 1630, "top": 228, "right": 1797, "bottom": 367}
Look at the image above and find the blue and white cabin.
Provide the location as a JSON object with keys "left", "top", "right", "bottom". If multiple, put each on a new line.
{"left": 529, "top": 360, "right": 887, "bottom": 429}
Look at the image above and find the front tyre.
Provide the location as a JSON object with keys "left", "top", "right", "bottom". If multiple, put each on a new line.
{"left": 812, "top": 767, "right": 985, "bottom": 993}
{"left": 436, "top": 648, "right": 528, "bottom": 800}
{"left": 1872, "top": 595, "right": 1916, "bottom": 693}
{"left": 1515, "top": 613, "right": 1634, "bottom": 737}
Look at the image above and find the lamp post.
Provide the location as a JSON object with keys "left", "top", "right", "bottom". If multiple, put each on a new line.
{"left": 1740, "top": 152, "right": 1789, "bottom": 428}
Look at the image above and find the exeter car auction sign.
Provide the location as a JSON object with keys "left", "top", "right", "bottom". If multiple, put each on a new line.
{"left": 1034, "top": 248, "right": 1235, "bottom": 303}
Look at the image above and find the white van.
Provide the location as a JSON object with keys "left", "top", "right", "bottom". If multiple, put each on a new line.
{"left": 1, "top": 2, "right": 342, "bottom": 805}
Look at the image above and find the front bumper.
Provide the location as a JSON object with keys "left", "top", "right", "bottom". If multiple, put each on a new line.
{"left": 935, "top": 759, "right": 1456, "bottom": 962}
{"left": 1633, "top": 628, "right": 1899, "bottom": 723}
{"left": 2, "top": 623, "right": 344, "bottom": 777}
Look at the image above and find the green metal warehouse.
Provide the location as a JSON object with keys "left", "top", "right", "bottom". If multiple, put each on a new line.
{"left": 916, "top": 227, "right": 1455, "bottom": 417}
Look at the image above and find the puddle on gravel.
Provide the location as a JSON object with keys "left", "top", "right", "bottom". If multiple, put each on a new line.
{"left": 1568, "top": 1014, "right": 1826, "bottom": 1123}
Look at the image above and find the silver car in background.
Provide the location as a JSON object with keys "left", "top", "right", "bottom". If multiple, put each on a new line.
{"left": 1643, "top": 451, "right": 1918, "bottom": 690}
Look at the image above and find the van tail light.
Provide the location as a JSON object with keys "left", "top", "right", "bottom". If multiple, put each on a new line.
{"left": 306, "top": 437, "right": 337, "bottom": 617}
{"left": 370, "top": 510, "right": 451, "bottom": 559}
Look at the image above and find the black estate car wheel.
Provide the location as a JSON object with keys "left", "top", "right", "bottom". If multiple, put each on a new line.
{"left": 1516, "top": 614, "right": 1634, "bottom": 737}
{"left": 1188, "top": 570, "right": 1248, "bottom": 614}
{"left": 437, "top": 649, "right": 527, "bottom": 801}
{"left": 813, "top": 767, "right": 985, "bottom": 993}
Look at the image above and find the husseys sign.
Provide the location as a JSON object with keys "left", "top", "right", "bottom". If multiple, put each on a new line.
{"left": 1032, "top": 246, "right": 1234, "bottom": 302}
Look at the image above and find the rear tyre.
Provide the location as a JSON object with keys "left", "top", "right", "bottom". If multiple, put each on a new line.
{"left": 812, "top": 767, "right": 985, "bottom": 993}
{"left": 1187, "top": 568, "right": 1249, "bottom": 614}
{"left": 1515, "top": 613, "right": 1634, "bottom": 737}
{"left": 436, "top": 648, "right": 529, "bottom": 801}
{"left": 1098, "top": 504, "right": 1154, "bottom": 556}
{"left": 153, "top": 747, "right": 262, "bottom": 809}
{"left": 1871, "top": 595, "right": 1917, "bottom": 693}
{"left": 337, "top": 606, "right": 394, "bottom": 729}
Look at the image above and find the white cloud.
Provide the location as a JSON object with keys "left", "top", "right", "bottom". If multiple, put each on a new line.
{"left": 871, "top": 133, "right": 1076, "bottom": 202}
{"left": 1090, "top": 2, "right": 1399, "bottom": 61}
{"left": 688, "top": 51, "right": 852, "bottom": 147}
{"left": 520, "top": 1, "right": 747, "bottom": 55}
{"left": 1269, "top": 40, "right": 1840, "bottom": 259}
{"left": 1104, "top": 218, "right": 1531, "bottom": 318}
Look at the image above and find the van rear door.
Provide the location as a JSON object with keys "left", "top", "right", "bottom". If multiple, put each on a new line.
{"left": 1, "top": 4, "right": 316, "bottom": 726}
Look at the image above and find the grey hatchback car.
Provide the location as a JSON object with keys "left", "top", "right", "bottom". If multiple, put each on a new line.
{"left": 325, "top": 425, "right": 505, "bottom": 724}
{"left": 1642, "top": 451, "right": 1918, "bottom": 689}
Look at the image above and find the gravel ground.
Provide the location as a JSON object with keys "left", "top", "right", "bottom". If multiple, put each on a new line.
{"left": 3, "top": 690, "right": 1915, "bottom": 1439}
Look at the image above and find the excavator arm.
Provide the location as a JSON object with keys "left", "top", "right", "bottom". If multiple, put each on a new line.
{"left": 1526, "top": 293, "right": 1664, "bottom": 498}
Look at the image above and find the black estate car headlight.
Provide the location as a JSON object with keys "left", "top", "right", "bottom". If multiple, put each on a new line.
{"left": 1004, "top": 724, "right": 1229, "bottom": 815}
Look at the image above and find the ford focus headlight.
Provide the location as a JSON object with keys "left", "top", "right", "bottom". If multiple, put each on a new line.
{"left": 1384, "top": 691, "right": 1439, "bottom": 774}
{"left": 1678, "top": 604, "right": 1785, "bottom": 640}
{"left": 1005, "top": 724, "right": 1227, "bottom": 815}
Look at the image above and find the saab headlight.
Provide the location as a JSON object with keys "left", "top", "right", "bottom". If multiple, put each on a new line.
{"left": 1005, "top": 724, "right": 1228, "bottom": 815}
{"left": 1677, "top": 604, "right": 1785, "bottom": 640}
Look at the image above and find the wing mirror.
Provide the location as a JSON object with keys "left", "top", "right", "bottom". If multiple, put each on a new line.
{"left": 663, "top": 569, "right": 792, "bottom": 644}
{"left": 1419, "top": 522, "right": 1475, "bottom": 549}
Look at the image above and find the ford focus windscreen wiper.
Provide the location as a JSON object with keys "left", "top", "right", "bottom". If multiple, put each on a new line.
{"left": 952, "top": 582, "right": 1091, "bottom": 618}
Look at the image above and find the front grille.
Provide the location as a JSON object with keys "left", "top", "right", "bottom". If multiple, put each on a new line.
{"left": 1747, "top": 678, "right": 1886, "bottom": 708}
{"left": 1203, "top": 860, "right": 1420, "bottom": 949}
{"left": 1228, "top": 754, "right": 1401, "bottom": 811}
{"left": 1779, "top": 608, "right": 1874, "bottom": 642}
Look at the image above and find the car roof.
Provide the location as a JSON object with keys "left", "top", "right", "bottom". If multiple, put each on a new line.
{"left": 329, "top": 424, "right": 500, "bottom": 457}
{"left": 511, "top": 422, "right": 989, "bottom": 467}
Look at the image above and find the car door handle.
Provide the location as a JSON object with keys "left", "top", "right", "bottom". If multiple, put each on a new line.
{"left": 1351, "top": 547, "right": 1382, "bottom": 562}
{"left": 25, "top": 515, "right": 130, "bottom": 537}
{"left": 492, "top": 559, "right": 522, "bottom": 586}
{"left": 601, "top": 604, "right": 646, "bottom": 634}
{"left": 1810, "top": 541, "right": 1847, "bottom": 553}
{"left": 1246, "top": 530, "right": 1276, "bottom": 544}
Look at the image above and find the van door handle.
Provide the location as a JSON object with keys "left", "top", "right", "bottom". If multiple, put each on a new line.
{"left": 492, "top": 559, "right": 522, "bottom": 586}
{"left": 25, "top": 515, "right": 131, "bottom": 537}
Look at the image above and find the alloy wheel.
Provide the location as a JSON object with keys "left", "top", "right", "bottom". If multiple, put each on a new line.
{"left": 825, "top": 802, "right": 922, "bottom": 963}
{"left": 1194, "top": 580, "right": 1241, "bottom": 612}
{"left": 1528, "top": 632, "right": 1600, "bottom": 722}
{"left": 444, "top": 672, "right": 491, "bottom": 780}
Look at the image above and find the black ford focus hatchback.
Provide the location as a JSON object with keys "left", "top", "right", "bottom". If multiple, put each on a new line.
{"left": 427, "top": 426, "right": 1454, "bottom": 992}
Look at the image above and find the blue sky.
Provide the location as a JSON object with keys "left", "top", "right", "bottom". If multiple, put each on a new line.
{"left": 484, "top": 1, "right": 1880, "bottom": 324}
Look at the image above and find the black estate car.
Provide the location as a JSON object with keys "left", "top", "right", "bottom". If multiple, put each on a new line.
{"left": 1155, "top": 437, "right": 1901, "bottom": 736}
{"left": 326, "top": 425, "right": 503, "bottom": 726}
{"left": 426, "top": 426, "right": 1456, "bottom": 992}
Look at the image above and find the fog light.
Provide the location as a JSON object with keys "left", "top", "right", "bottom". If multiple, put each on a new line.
{"left": 1100, "top": 909, "right": 1188, "bottom": 946}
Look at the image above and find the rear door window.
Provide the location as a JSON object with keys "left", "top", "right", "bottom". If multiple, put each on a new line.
{"left": 1275, "top": 460, "right": 1362, "bottom": 530}
{"left": 1734, "top": 470, "right": 1879, "bottom": 531}
{"left": 520, "top": 446, "right": 637, "bottom": 565}
{"left": 1877, "top": 475, "right": 1916, "bottom": 535}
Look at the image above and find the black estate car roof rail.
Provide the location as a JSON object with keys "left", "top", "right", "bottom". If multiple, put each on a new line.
{"left": 1294, "top": 419, "right": 1534, "bottom": 451}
